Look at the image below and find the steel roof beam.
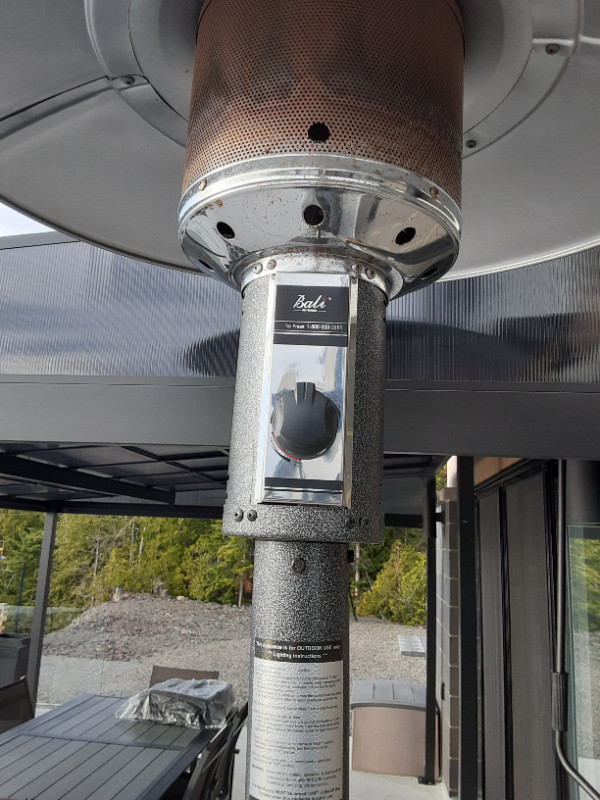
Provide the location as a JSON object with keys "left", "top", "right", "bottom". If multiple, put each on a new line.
{"left": 0, "top": 453, "right": 175, "bottom": 504}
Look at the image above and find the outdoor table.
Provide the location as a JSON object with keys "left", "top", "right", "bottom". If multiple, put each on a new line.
{"left": 0, "top": 693, "right": 215, "bottom": 800}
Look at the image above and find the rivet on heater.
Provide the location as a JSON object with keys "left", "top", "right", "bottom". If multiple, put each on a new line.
{"left": 253, "top": 263, "right": 263, "bottom": 274}
{"left": 430, "top": 187, "right": 439, "bottom": 200}
{"left": 233, "top": 508, "right": 244, "bottom": 522}
{"left": 199, "top": 179, "right": 207, "bottom": 191}
{"left": 345, "top": 517, "right": 355, "bottom": 530}
{"left": 366, "top": 268, "right": 375, "bottom": 280}
{"left": 247, "top": 509, "right": 258, "bottom": 521}
{"left": 292, "top": 557, "right": 307, "bottom": 574}
{"left": 266, "top": 259, "right": 277, "bottom": 270}
{"left": 351, "top": 264, "right": 361, "bottom": 274}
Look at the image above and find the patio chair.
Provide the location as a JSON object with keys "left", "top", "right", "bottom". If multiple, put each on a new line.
{"left": 212, "top": 701, "right": 248, "bottom": 800}
{"left": 150, "top": 666, "right": 219, "bottom": 686}
{"left": 0, "top": 678, "right": 34, "bottom": 734}
{"left": 181, "top": 709, "right": 238, "bottom": 800}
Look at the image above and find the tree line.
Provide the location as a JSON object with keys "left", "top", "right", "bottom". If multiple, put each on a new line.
{"left": 0, "top": 509, "right": 428, "bottom": 625}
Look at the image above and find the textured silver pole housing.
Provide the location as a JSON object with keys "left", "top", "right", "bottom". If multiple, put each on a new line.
{"left": 223, "top": 256, "right": 386, "bottom": 544}
{"left": 248, "top": 541, "right": 349, "bottom": 800}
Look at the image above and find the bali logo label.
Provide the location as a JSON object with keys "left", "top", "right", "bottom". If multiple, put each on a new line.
{"left": 292, "top": 294, "right": 330, "bottom": 312}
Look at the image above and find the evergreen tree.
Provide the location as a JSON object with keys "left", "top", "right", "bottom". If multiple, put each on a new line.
{"left": 179, "top": 523, "right": 254, "bottom": 605}
{"left": 0, "top": 510, "right": 44, "bottom": 605}
{"left": 356, "top": 540, "right": 426, "bottom": 625}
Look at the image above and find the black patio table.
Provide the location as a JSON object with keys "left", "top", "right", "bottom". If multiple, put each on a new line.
{"left": 0, "top": 693, "right": 216, "bottom": 800}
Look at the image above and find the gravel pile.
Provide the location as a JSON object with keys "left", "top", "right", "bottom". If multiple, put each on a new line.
{"left": 41, "top": 594, "right": 426, "bottom": 706}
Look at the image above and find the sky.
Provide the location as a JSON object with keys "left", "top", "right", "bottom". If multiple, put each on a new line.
{"left": 0, "top": 202, "right": 51, "bottom": 237}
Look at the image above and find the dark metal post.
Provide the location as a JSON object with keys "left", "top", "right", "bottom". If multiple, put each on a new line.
{"left": 421, "top": 476, "right": 439, "bottom": 784}
{"left": 14, "top": 562, "right": 26, "bottom": 631}
{"left": 457, "top": 457, "right": 478, "bottom": 800}
{"left": 27, "top": 510, "right": 57, "bottom": 704}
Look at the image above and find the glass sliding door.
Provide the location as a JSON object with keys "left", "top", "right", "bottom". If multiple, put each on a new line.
{"left": 566, "top": 522, "right": 600, "bottom": 796}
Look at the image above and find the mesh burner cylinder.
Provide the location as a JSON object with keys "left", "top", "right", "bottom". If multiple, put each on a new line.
{"left": 184, "top": 0, "right": 463, "bottom": 199}
{"left": 179, "top": 0, "right": 464, "bottom": 298}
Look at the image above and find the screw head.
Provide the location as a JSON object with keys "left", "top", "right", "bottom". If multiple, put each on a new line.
{"left": 429, "top": 187, "right": 439, "bottom": 200}
{"left": 233, "top": 508, "right": 244, "bottom": 522}
{"left": 199, "top": 179, "right": 207, "bottom": 191}
{"left": 351, "top": 264, "right": 361, "bottom": 274}
{"left": 465, "top": 139, "right": 477, "bottom": 149}
{"left": 253, "top": 263, "right": 263, "bottom": 274}
{"left": 266, "top": 259, "right": 277, "bottom": 270}
{"left": 345, "top": 516, "right": 355, "bottom": 530}
{"left": 247, "top": 509, "right": 257, "bottom": 522}
{"left": 545, "top": 43, "right": 560, "bottom": 55}
{"left": 292, "top": 557, "right": 307, "bottom": 573}
{"left": 366, "top": 268, "right": 375, "bottom": 280}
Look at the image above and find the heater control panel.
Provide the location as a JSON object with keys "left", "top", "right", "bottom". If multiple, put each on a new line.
{"left": 255, "top": 272, "right": 356, "bottom": 507}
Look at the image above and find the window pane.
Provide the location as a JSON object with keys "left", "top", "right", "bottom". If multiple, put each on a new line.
{"left": 567, "top": 524, "right": 600, "bottom": 794}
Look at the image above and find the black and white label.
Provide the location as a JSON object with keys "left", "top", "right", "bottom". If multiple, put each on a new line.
{"left": 249, "top": 638, "right": 344, "bottom": 800}
{"left": 273, "top": 285, "right": 349, "bottom": 347}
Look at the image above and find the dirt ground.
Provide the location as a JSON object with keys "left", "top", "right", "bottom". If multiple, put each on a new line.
{"left": 41, "top": 593, "right": 427, "bottom": 704}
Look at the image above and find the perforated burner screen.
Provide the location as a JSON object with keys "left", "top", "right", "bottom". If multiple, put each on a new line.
{"left": 183, "top": 0, "right": 464, "bottom": 204}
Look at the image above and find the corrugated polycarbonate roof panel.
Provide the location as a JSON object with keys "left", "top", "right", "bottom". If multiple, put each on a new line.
{"left": 0, "top": 241, "right": 240, "bottom": 377}
{"left": 2, "top": 239, "right": 600, "bottom": 384}
{"left": 388, "top": 246, "right": 600, "bottom": 382}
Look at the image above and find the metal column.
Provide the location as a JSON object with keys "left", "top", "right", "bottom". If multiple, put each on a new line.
{"left": 248, "top": 541, "right": 349, "bottom": 800}
{"left": 422, "top": 476, "right": 439, "bottom": 784}
{"left": 27, "top": 509, "right": 57, "bottom": 704}
{"left": 457, "top": 457, "right": 478, "bottom": 800}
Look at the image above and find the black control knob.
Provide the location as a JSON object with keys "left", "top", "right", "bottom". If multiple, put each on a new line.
{"left": 271, "top": 382, "right": 339, "bottom": 460}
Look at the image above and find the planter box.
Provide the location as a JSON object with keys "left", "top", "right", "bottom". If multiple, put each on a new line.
{"left": 350, "top": 680, "right": 438, "bottom": 779}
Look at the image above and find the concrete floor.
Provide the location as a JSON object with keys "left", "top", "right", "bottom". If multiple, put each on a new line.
{"left": 231, "top": 727, "right": 445, "bottom": 800}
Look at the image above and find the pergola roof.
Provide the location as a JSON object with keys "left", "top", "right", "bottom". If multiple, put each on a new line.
{"left": 0, "top": 440, "right": 443, "bottom": 524}
{"left": 0, "top": 233, "right": 599, "bottom": 521}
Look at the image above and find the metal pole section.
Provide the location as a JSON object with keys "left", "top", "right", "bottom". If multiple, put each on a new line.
{"left": 221, "top": 257, "right": 385, "bottom": 800}
{"left": 457, "top": 457, "right": 478, "bottom": 800}
{"left": 247, "top": 541, "right": 349, "bottom": 800}
{"left": 421, "top": 476, "right": 438, "bottom": 784}
{"left": 27, "top": 510, "right": 57, "bottom": 704}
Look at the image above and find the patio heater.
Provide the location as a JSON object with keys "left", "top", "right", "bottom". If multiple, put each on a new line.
{"left": 178, "top": 1, "right": 464, "bottom": 797}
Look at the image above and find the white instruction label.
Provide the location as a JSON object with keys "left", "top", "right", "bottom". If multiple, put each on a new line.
{"left": 249, "top": 638, "right": 344, "bottom": 800}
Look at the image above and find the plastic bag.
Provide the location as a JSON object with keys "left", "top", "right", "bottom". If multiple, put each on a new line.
{"left": 116, "top": 678, "right": 234, "bottom": 728}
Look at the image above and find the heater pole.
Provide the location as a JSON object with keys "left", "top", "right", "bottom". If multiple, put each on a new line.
{"left": 217, "top": 255, "right": 385, "bottom": 800}
{"left": 248, "top": 541, "right": 349, "bottom": 800}
{"left": 178, "top": 4, "right": 464, "bottom": 796}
